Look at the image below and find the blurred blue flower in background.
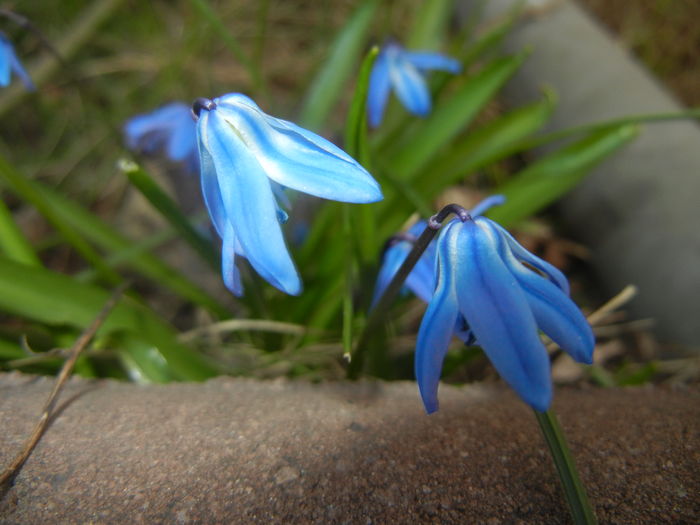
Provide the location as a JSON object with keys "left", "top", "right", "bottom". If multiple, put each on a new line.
{"left": 0, "top": 32, "right": 34, "bottom": 90}
{"left": 194, "top": 93, "right": 383, "bottom": 296}
{"left": 367, "top": 42, "right": 461, "bottom": 127}
{"left": 124, "top": 102, "right": 199, "bottom": 173}
{"left": 415, "top": 202, "right": 595, "bottom": 414}
{"left": 372, "top": 220, "right": 435, "bottom": 308}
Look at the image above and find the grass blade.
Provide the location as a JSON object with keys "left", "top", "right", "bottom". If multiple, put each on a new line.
{"left": 299, "top": 0, "right": 379, "bottom": 131}
{"left": 416, "top": 91, "right": 556, "bottom": 196}
{"left": 121, "top": 160, "right": 220, "bottom": 272}
{"left": 0, "top": 153, "right": 121, "bottom": 284}
{"left": 0, "top": 197, "right": 41, "bottom": 267}
{"left": 344, "top": 46, "right": 379, "bottom": 163}
{"left": 406, "top": 0, "right": 453, "bottom": 50}
{"left": 0, "top": 256, "right": 219, "bottom": 380}
{"left": 383, "top": 51, "right": 529, "bottom": 179}
{"left": 26, "top": 177, "right": 229, "bottom": 318}
{"left": 488, "top": 124, "right": 639, "bottom": 226}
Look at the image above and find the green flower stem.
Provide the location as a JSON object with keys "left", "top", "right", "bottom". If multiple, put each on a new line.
{"left": 341, "top": 204, "right": 355, "bottom": 361}
{"left": 535, "top": 409, "right": 598, "bottom": 525}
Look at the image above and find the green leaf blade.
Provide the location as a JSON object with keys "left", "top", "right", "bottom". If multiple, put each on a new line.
{"left": 0, "top": 257, "right": 219, "bottom": 381}
{"left": 384, "top": 52, "right": 529, "bottom": 179}
{"left": 489, "top": 124, "right": 639, "bottom": 226}
{"left": 299, "top": 0, "right": 379, "bottom": 131}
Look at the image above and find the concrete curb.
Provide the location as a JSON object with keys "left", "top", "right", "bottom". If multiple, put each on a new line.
{"left": 1, "top": 374, "right": 698, "bottom": 523}
{"left": 458, "top": 0, "right": 700, "bottom": 349}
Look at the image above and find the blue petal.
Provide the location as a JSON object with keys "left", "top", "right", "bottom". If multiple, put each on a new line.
{"left": 0, "top": 40, "right": 11, "bottom": 87}
{"left": 371, "top": 245, "right": 408, "bottom": 309}
{"left": 404, "top": 51, "right": 462, "bottom": 74}
{"left": 485, "top": 221, "right": 595, "bottom": 364}
{"left": 271, "top": 181, "right": 292, "bottom": 211}
{"left": 7, "top": 45, "right": 34, "bottom": 90}
{"left": 367, "top": 52, "right": 392, "bottom": 128}
{"left": 221, "top": 222, "right": 243, "bottom": 296}
{"left": 215, "top": 95, "right": 383, "bottom": 204}
{"left": 124, "top": 103, "right": 196, "bottom": 166}
{"left": 453, "top": 219, "right": 552, "bottom": 412}
{"left": 389, "top": 55, "right": 431, "bottom": 117}
{"left": 469, "top": 194, "right": 506, "bottom": 217}
{"left": 167, "top": 112, "right": 197, "bottom": 162}
{"left": 199, "top": 109, "right": 301, "bottom": 295}
{"left": 489, "top": 220, "right": 571, "bottom": 295}
{"left": 406, "top": 253, "right": 436, "bottom": 303}
{"left": 371, "top": 220, "right": 436, "bottom": 307}
{"left": 196, "top": 111, "right": 227, "bottom": 239}
{"left": 0, "top": 36, "right": 33, "bottom": 90}
{"left": 415, "top": 220, "right": 462, "bottom": 414}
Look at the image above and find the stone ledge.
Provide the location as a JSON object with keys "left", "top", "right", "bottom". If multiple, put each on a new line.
{"left": 1, "top": 373, "right": 698, "bottom": 523}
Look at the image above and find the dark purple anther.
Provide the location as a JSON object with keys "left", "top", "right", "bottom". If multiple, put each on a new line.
{"left": 191, "top": 97, "right": 217, "bottom": 121}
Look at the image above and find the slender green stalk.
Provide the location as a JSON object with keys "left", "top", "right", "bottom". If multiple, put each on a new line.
{"left": 535, "top": 409, "right": 598, "bottom": 525}
{"left": 341, "top": 204, "right": 354, "bottom": 360}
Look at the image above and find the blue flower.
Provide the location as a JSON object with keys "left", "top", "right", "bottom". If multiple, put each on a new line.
{"left": 415, "top": 207, "right": 595, "bottom": 414}
{"left": 372, "top": 220, "right": 436, "bottom": 308}
{"left": 194, "top": 93, "right": 383, "bottom": 296}
{"left": 0, "top": 32, "right": 34, "bottom": 90}
{"left": 367, "top": 42, "right": 461, "bottom": 128}
{"left": 124, "top": 102, "right": 199, "bottom": 173}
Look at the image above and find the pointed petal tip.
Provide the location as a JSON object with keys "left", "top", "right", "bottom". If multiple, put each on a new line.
{"left": 275, "top": 273, "right": 303, "bottom": 296}
{"left": 526, "top": 387, "right": 552, "bottom": 413}
{"left": 421, "top": 395, "right": 439, "bottom": 415}
{"left": 224, "top": 281, "right": 244, "bottom": 297}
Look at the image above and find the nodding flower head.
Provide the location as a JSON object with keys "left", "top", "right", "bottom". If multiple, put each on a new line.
{"left": 372, "top": 196, "right": 506, "bottom": 309}
{"left": 194, "top": 93, "right": 383, "bottom": 296}
{"left": 367, "top": 41, "right": 461, "bottom": 128}
{"left": 415, "top": 202, "right": 595, "bottom": 414}
{"left": 0, "top": 32, "right": 34, "bottom": 90}
{"left": 124, "top": 102, "right": 199, "bottom": 173}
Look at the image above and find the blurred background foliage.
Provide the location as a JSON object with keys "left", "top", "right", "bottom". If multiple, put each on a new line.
{"left": 0, "top": 0, "right": 693, "bottom": 387}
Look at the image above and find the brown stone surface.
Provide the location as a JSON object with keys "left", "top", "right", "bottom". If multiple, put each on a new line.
{"left": 0, "top": 373, "right": 698, "bottom": 524}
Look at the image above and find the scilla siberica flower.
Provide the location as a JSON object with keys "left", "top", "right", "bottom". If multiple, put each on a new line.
{"left": 372, "top": 198, "right": 506, "bottom": 308}
{"left": 416, "top": 200, "right": 595, "bottom": 414}
{"left": 0, "top": 32, "right": 34, "bottom": 90}
{"left": 124, "top": 102, "right": 199, "bottom": 173}
{"left": 193, "top": 93, "right": 383, "bottom": 296}
{"left": 367, "top": 42, "right": 461, "bottom": 128}
{"left": 372, "top": 219, "right": 436, "bottom": 308}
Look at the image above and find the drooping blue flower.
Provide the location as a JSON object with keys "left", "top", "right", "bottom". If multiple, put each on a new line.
{"left": 372, "top": 196, "right": 505, "bottom": 338}
{"left": 0, "top": 32, "right": 34, "bottom": 90}
{"left": 193, "top": 93, "right": 383, "bottom": 296}
{"left": 415, "top": 208, "right": 595, "bottom": 414}
{"left": 124, "top": 102, "right": 199, "bottom": 173}
{"left": 367, "top": 42, "right": 461, "bottom": 128}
